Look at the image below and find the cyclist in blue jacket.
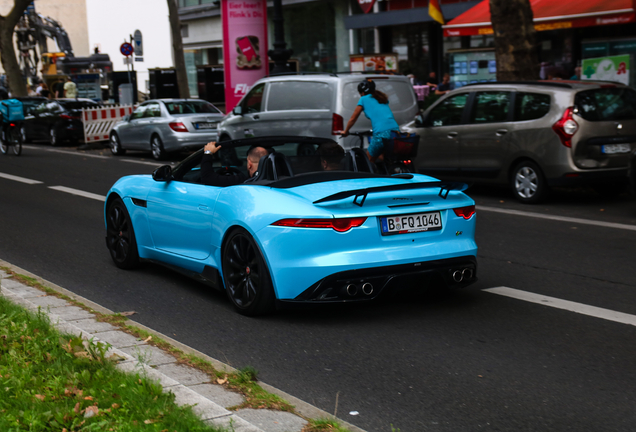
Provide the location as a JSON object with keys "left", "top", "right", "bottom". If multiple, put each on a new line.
{"left": 340, "top": 79, "right": 399, "bottom": 163}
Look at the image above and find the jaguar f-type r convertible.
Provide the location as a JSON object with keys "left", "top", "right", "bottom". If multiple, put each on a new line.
{"left": 105, "top": 136, "right": 477, "bottom": 315}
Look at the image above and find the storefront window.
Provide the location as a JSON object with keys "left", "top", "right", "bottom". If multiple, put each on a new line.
{"left": 390, "top": 24, "right": 429, "bottom": 81}
{"left": 184, "top": 48, "right": 222, "bottom": 98}
{"left": 282, "top": 1, "right": 338, "bottom": 72}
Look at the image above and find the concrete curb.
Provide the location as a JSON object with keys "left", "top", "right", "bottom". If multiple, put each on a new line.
{"left": 0, "top": 259, "right": 366, "bottom": 432}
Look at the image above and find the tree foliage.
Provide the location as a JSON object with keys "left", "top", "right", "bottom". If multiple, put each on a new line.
{"left": 490, "top": 0, "right": 539, "bottom": 81}
{"left": 0, "top": 0, "right": 33, "bottom": 97}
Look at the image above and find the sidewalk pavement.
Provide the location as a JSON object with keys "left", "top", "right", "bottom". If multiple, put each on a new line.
{"left": 0, "top": 265, "right": 365, "bottom": 432}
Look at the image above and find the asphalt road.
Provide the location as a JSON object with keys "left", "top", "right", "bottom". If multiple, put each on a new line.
{"left": 1, "top": 143, "right": 635, "bottom": 431}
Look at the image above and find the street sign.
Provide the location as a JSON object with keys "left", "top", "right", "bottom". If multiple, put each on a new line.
{"left": 135, "top": 57, "right": 144, "bottom": 62}
{"left": 120, "top": 42, "right": 134, "bottom": 57}
{"left": 123, "top": 57, "right": 133, "bottom": 65}
{"left": 133, "top": 30, "right": 143, "bottom": 57}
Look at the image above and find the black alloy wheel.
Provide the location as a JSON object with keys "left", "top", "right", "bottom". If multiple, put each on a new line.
{"left": 106, "top": 197, "right": 140, "bottom": 269}
{"left": 110, "top": 133, "right": 126, "bottom": 156}
{"left": 511, "top": 160, "right": 548, "bottom": 204}
{"left": 222, "top": 229, "right": 275, "bottom": 316}
{"left": 150, "top": 135, "right": 165, "bottom": 160}
{"left": 49, "top": 126, "right": 58, "bottom": 146}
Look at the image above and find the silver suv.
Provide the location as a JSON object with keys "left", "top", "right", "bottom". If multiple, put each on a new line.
{"left": 217, "top": 73, "right": 418, "bottom": 150}
{"left": 403, "top": 81, "right": 636, "bottom": 203}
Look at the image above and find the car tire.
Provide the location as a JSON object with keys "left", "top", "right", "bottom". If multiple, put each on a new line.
{"left": 511, "top": 160, "right": 548, "bottom": 204}
{"left": 110, "top": 132, "right": 126, "bottom": 156}
{"left": 222, "top": 228, "right": 275, "bottom": 316}
{"left": 0, "top": 132, "right": 7, "bottom": 155}
{"left": 49, "top": 126, "right": 58, "bottom": 146}
{"left": 106, "top": 197, "right": 140, "bottom": 269}
{"left": 150, "top": 135, "right": 165, "bottom": 160}
{"left": 20, "top": 125, "right": 29, "bottom": 143}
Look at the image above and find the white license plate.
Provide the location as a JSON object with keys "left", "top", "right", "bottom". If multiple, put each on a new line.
{"left": 380, "top": 211, "right": 442, "bottom": 235}
{"left": 602, "top": 144, "right": 631, "bottom": 154}
{"left": 195, "top": 122, "right": 216, "bottom": 130}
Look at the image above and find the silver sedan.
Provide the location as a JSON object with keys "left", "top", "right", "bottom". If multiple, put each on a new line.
{"left": 109, "top": 99, "right": 224, "bottom": 160}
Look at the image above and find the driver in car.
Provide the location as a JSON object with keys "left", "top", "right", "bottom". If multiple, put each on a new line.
{"left": 201, "top": 141, "right": 268, "bottom": 186}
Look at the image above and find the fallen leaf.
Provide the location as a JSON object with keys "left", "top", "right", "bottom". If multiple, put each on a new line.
{"left": 74, "top": 402, "right": 81, "bottom": 414}
{"left": 119, "top": 311, "right": 137, "bottom": 316}
{"left": 74, "top": 351, "right": 91, "bottom": 359}
{"left": 84, "top": 396, "right": 93, "bottom": 401}
{"left": 111, "top": 403, "right": 120, "bottom": 409}
{"left": 34, "top": 394, "right": 45, "bottom": 401}
{"left": 217, "top": 377, "right": 227, "bottom": 385}
{"left": 144, "top": 419, "right": 156, "bottom": 424}
{"left": 108, "top": 353, "right": 127, "bottom": 363}
{"left": 84, "top": 405, "right": 99, "bottom": 418}
{"left": 143, "top": 336, "right": 152, "bottom": 343}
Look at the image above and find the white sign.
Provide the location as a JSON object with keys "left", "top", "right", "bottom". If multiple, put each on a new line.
{"left": 133, "top": 29, "right": 143, "bottom": 57}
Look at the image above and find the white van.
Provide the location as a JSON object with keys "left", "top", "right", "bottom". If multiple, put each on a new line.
{"left": 217, "top": 73, "right": 419, "bottom": 149}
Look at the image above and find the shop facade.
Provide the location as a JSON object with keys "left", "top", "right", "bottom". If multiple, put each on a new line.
{"left": 443, "top": 0, "right": 636, "bottom": 89}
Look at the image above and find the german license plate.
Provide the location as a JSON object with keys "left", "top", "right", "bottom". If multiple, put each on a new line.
{"left": 602, "top": 144, "right": 631, "bottom": 154}
{"left": 380, "top": 211, "right": 442, "bottom": 235}
{"left": 195, "top": 122, "right": 215, "bottom": 130}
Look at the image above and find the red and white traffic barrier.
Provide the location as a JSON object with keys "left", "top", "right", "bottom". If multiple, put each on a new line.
{"left": 81, "top": 105, "right": 134, "bottom": 143}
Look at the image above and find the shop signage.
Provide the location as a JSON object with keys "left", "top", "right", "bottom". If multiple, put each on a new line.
{"left": 581, "top": 55, "right": 630, "bottom": 86}
{"left": 350, "top": 54, "right": 398, "bottom": 73}
{"left": 358, "top": 0, "right": 376, "bottom": 14}
{"left": 221, "top": 0, "right": 269, "bottom": 112}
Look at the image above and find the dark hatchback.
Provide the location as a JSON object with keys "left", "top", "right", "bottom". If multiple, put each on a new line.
{"left": 22, "top": 98, "right": 98, "bottom": 145}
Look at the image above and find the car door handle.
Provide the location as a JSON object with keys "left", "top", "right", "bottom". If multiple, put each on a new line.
{"left": 198, "top": 205, "right": 209, "bottom": 212}
{"left": 496, "top": 129, "right": 508, "bottom": 136}
{"left": 252, "top": 115, "right": 260, "bottom": 120}
{"left": 447, "top": 132, "right": 458, "bottom": 139}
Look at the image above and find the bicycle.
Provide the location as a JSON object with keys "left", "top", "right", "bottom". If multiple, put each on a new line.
{"left": 347, "top": 130, "right": 415, "bottom": 174}
{"left": 0, "top": 115, "right": 23, "bottom": 156}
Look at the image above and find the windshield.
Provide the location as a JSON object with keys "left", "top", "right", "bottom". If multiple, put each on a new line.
{"left": 164, "top": 101, "right": 221, "bottom": 115}
{"left": 574, "top": 88, "right": 636, "bottom": 121}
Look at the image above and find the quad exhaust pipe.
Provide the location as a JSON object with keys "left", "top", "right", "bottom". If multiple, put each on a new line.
{"left": 452, "top": 268, "right": 474, "bottom": 283}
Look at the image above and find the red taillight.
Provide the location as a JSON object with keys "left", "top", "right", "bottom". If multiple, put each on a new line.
{"left": 169, "top": 122, "right": 188, "bottom": 132}
{"left": 60, "top": 114, "right": 80, "bottom": 120}
{"left": 453, "top": 205, "right": 475, "bottom": 220}
{"left": 332, "top": 113, "right": 344, "bottom": 135}
{"left": 552, "top": 107, "right": 578, "bottom": 148}
{"left": 272, "top": 217, "right": 367, "bottom": 232}
{"left": 8, "top": 123, "right": 15, "bottom": 127}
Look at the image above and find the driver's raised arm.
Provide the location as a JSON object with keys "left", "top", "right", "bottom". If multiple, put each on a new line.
{"left": 201, "top": 141, "right": 246, "bottom": 186}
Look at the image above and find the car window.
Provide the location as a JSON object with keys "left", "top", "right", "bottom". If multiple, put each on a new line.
{"left": 266, "top": 81, "right": 331, "bottom": 111}
{"left": 428, "top": 93, "right": 469, "bottom": 127}
{"left": 164, "top": 101, "right": 221, "bottom": 115}
{"left": 471, "top": 92, "right": 511, "bottom": 124}
{"left": 58, "top": 101, "right": 98, "bottom": 111}
{"left": 144, "top": 103, "right": 161, "bottom": 118}
{"left": 574, "top": 88, "right": 636, "bottom": 121}
{"left": 130, "top": 105, "right": 147, "bottom": 120}
{"left": 241, "top": 83, "right": 265, "bottom": 114}
{"left": 46, "top": 102, "right": 62, "bottom": 113}
{"left": 33, "top": 102, "right": 48, "bottom": 114}
{"left": 514, "top": 92, "right": 551, "bottom": 121}
{"left": 343, "top": 80, "right": 415, "bottom": 111}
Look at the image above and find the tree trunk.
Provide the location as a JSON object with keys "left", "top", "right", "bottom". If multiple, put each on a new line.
{"left": 0, "top": 0, "right": 33, "bottom": 97}
{"left": 490, "top": 0, "right": 539, "bottom": 81}
{"left": 167, "top": 0, "right": 190, "bottom": 99}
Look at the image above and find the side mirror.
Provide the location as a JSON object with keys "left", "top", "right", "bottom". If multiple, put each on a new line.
{"left": 232, "top": 105, "right": 242, "bottom": 116}
{"left": 152, "top": 165, "right": 172, "bottom": 182}
{"left": 124, "top": 114, "right": 131, "bottom": 122}
{"left": 414, "top": 113, "right": 426, "bottom": 127}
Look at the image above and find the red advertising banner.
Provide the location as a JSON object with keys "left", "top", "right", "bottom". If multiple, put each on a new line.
{"left": 222, "top": 0, "right": 269, "bottom": 112}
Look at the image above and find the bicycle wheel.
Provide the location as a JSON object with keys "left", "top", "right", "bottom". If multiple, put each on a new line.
{"left": 8, "top": 128, "right": 22, "bottom": 156}
{"left": 0, "top": 128, "right": 7, "bottom": 155}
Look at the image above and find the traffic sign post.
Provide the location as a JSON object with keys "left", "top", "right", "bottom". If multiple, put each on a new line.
{"left": 120, "top": 42, "right": 134, "bottom": 57}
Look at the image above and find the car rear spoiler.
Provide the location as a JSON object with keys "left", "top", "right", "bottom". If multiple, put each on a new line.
{"left": 313, "top": 181, "right": 469, "bottom": 207}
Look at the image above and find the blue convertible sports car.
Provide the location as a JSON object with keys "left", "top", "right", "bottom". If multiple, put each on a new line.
{"left": 105, "top": 136, "right": 478, "bottom": 315}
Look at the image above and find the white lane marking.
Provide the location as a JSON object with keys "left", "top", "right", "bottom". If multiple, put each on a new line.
{"left": 484, "top": 286, "right": 636, "bottom": 327}
{"left": 0, "top": 172, "right": 43, "bottom": 184}
{"left": 477, "top": 205, "right": 636, "bottom": 232}
{"left": 48, "top": 186, "right": 106, "bottom": 202}
{"left": 24, "top": 145, "right": 168, "bottom": 167}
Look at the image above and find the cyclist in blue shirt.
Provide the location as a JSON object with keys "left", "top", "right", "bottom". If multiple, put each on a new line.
{"left": 340, "top": 79, "right": 399, "bottom": 163}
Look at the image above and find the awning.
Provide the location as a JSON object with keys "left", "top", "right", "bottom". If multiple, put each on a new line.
{"left": 443, "top": 0, "right": 636, "bottom": 37}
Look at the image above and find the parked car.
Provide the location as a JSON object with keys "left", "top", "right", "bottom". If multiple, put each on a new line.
{"left": 22, "top": 98, "right": 99, "bottom": 145}
{"left": 217, "top": 73, "right": 419, "bottom": 150}
{"left": 403, "top": 81, "right": 636, "bottom": 203}
{"left": 104, "top": 136, "right": 477, "bottom": 316}
{"left": 110, "top": 99, "right": 224, "bottom": 160}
